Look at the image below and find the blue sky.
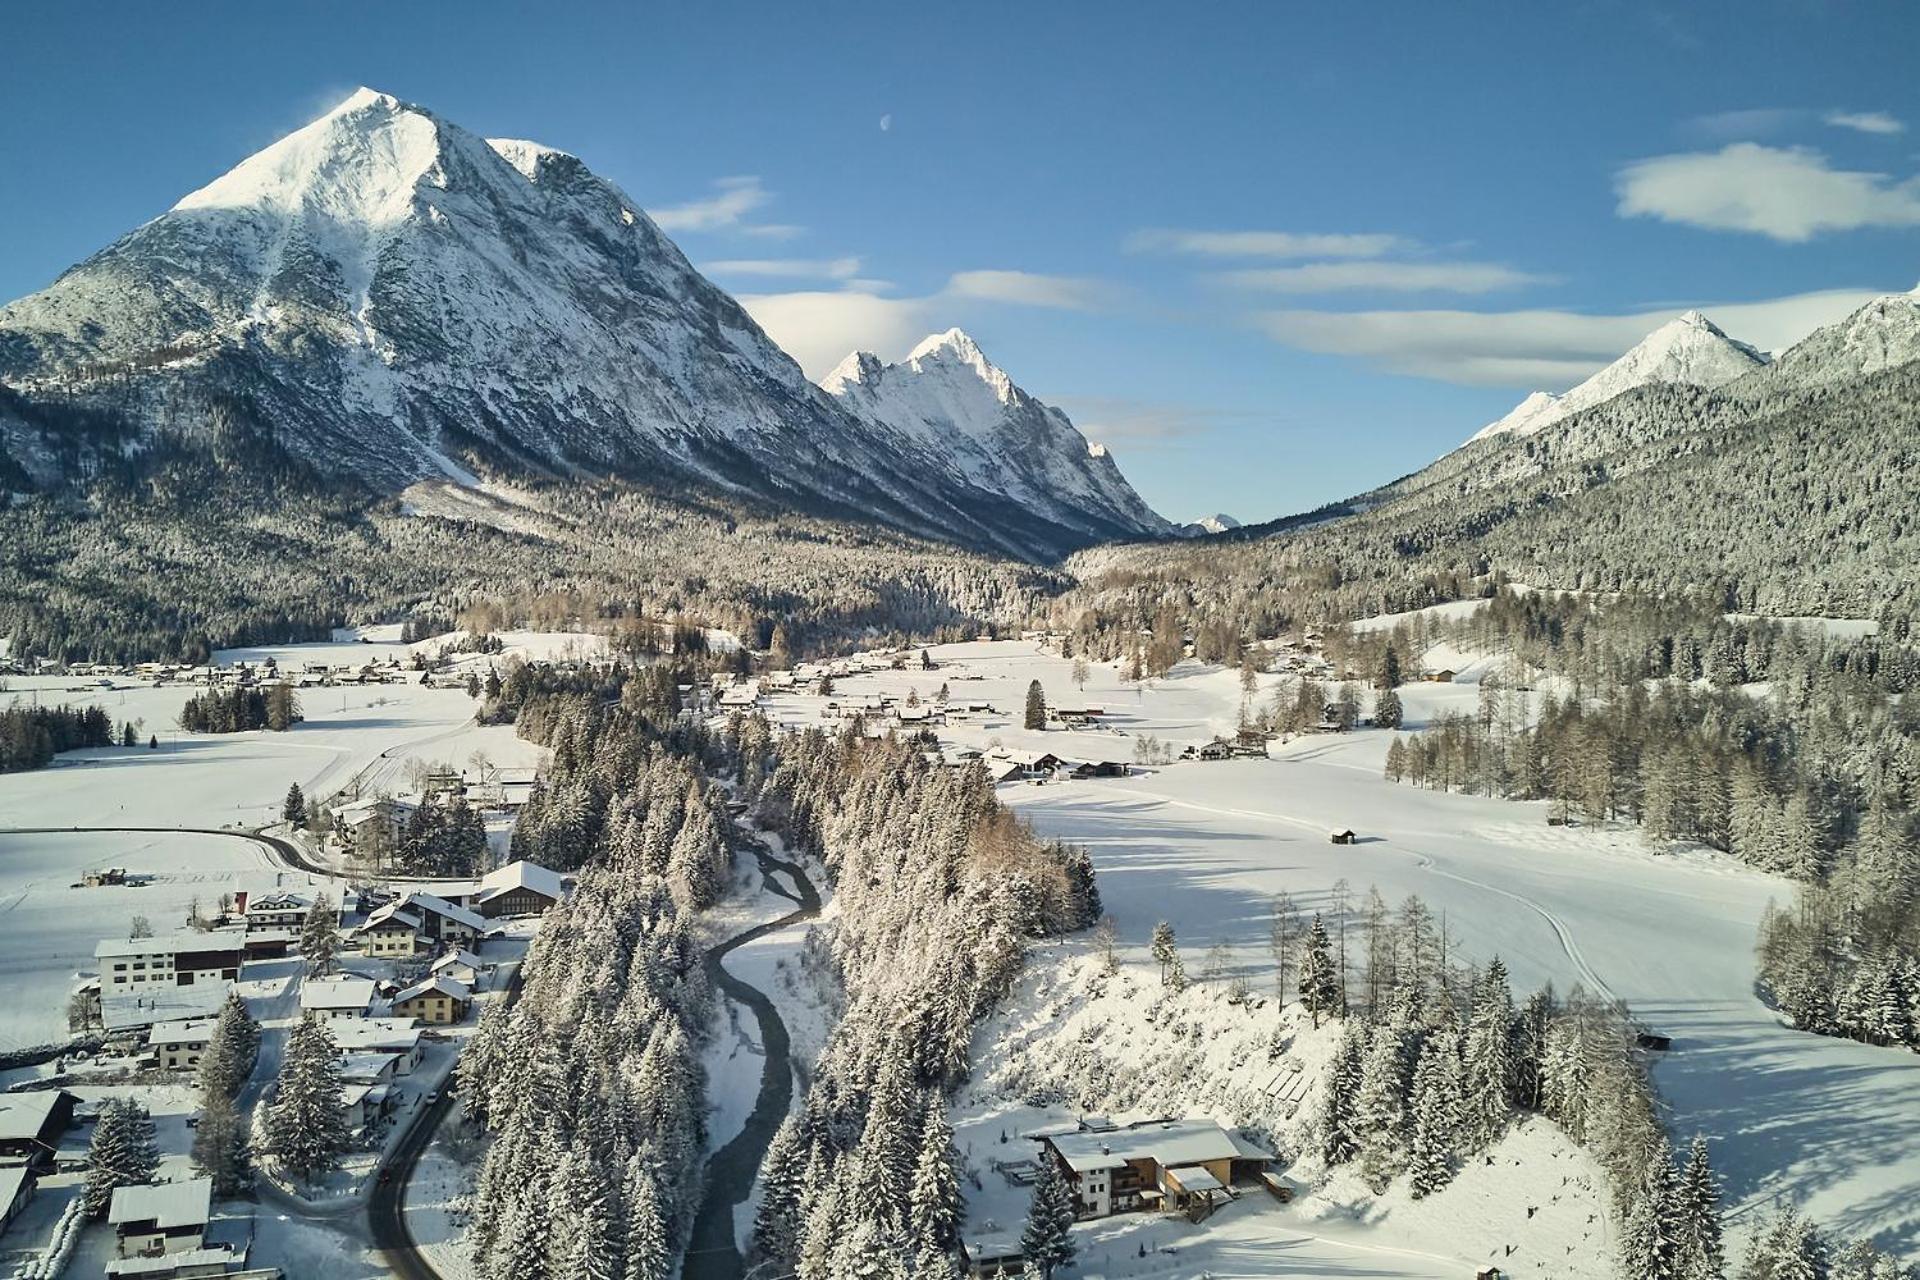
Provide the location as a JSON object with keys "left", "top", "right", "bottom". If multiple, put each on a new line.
{"left": 4, "top": 2, "right": 1917, "bottom": 522}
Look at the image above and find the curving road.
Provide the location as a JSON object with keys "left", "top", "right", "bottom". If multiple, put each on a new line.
{"left": 683, "top": 842, "right": 821, "bottom": 1280}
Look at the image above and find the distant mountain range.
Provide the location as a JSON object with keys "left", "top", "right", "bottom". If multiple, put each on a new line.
{"left": 0, "top": 88, "right": 1164, "bottom": 562}
{"left": 1075, "top": 288, "right": 1920, "bottom": 620}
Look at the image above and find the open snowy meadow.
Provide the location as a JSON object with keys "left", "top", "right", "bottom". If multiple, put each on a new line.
{"left": 764, "top": 637, "right": 1920, "bottom": 1265}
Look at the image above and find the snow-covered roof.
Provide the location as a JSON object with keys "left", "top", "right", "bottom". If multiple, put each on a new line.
{"left": 95, "top": 930, "right": 246, "bottom": 959}
{"left": 393, "top": 975, "right": 471, "bottom": 1005}
{"left": 147, "top": 1019, "right": 215, "bottom": 1047}
{"left": 1040, "top": 1118, "right": 1268, "bottom": 1175}
{"left": 338, "top": 1051, "right": 401, "bottom": 1082}
{"left": 108, "top": 1177, "right": 211, "bottom": 1228}
{"left": 388, "top": 891, "right": 490, "bottom": 934}
{"left": 0, "top": 1164, "right": 31, "bottom": 1209}
{"left": 0, "top": 1090, "right": 69, "bottom": 1142}
{"left": 430, "top": 947, "right": 486, "bottom": 973}
{"left": 102, "top": 984, "right": 231, "bottom": 1033}
{"left": 301, "top": 976, "right": 377, "bottom": 1011}
{"left": 329, "top": 1017, "right": 422, "bottom": 1053}
{"left": 476, "top": 860, "right": 566, "bottom": 904}
{"left": 1164, "top": 1164, "right": 1225, "bottom": 1193}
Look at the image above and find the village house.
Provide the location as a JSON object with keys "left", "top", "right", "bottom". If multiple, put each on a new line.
{"left": 101, "top": 984, "right": 232, "bottom": 1040}
{"left": 1034, "top": 1118, "right": 1274, "bottom": 1220}
{"left": 106, "top": 1177, "right": 212, "bottom": 1260}
{"left": 94, "top": 933, "right": 245, "bottom": 991}
{"left": 235, "top": 890, "right": 308, "bottom": 933}
{"left": 301, "top": 975, "right": 379, "bottom": 1021}
{"left": 429, "top": 948, "right": 487, "bottom": 988}
{"left": 148, "top": 1019, "right": 216, "bottom": 1071}
{"left": 354, "top": 892, "right": 492, "bottom": 956}
{"left": 331, "top": 1017, "right": 425, "bottom": 1072}
{"left": 0, "top": 1090, "right": 77, "bottom": 1169}
{"left": 467, "top": 860, "right": 568, "bottom": 918}
{"left": 390, "top": 975, "right": 472, "bottom": 1024}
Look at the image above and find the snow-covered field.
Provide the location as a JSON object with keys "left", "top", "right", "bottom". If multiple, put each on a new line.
{"left": 762, "top": 640, "right": 1920, "bottom": 1262}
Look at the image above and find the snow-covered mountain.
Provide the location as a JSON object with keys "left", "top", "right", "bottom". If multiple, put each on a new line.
{"left": 1767, "top": 288, "right": 1920, "bottom": 390}
{"left": 1178, "top": 513, "right": 1242, "bottom": 537}
{"left": 821, "top": 329, "right": 1170, "bottom": 543}
{"left": 1466, "top": 311, "right": 1768, "bottom": 445}
{"left": 0, "top": 89, "right": 1153, "bottom": 560}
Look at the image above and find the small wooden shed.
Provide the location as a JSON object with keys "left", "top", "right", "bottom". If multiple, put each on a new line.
{"left": 1329, "top": 829, "right": 1357, "bottom": 845}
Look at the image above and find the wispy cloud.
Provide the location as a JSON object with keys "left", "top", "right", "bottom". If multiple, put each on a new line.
{"left": 1616, "top": 143, "right": 1920, "bottom": 241}
{"left": 945, "top": 269, "right": 1119, "bottom": 310}
{"left": 1126, "top": 229, "right": 1410, "bottom": 259}
{"left": 1052, "top": 396, "right": 1265, "bottom": 448}
{"left": 1825, "top": 110, "right": 1906, "bottom": 136}
{"left": 649, "top": 176, "right": 800, "bottom": 238}
{"left": 1255, "top": 288, "right": 1890, "bottom": 387}
{"left": 1684, "top": 108, "right": 1804, "bottom": 142}
{"left": 1215, "top": 261, "right": 1554, "bottom": 296}
{"left": 703, "top": 256, "right": 863, "bottom": 281}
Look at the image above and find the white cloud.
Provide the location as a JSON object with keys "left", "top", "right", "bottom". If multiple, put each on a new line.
{"left": 703, "top": 257, "right": 863, "bottom": 281}
{"left": 649, "top": 176, "right": 800, "bottom": 238}
{"left": 1826, "top": 110, "right": 1905, "bottom": 136}
{"left": 945, "top": 269, "right": 1118, "bottom": 310}
{"left": 1215, "top": 261, "right": 1554, "bottom": 295}
{"left": 735, "top": 289, "right": 937, "bottom": 378}
{"left": 1615, "top": 143, "right": 1920, "bottom": 241}
{"left": 1126, "top": 229, "right": 1409, "bottom": 259}
{"left": 738, "top": 266, "right": 1124, "bottom": 378}
{"left": 879, "top": 113, "right": 892, "bottom": 132}
{"left": 1255, "top": 289, "right": 1891, "bottom": 387}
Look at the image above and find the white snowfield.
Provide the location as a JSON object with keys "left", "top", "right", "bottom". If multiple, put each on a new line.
{"left": 0, "top": 633, "right": 543, "bottom": 1051}
{"left": 767, "top": 640, "right": 1920, "bottom": 1262}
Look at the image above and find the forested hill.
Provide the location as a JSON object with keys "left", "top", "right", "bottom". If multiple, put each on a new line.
{"left": 1069, "top": 301, "right": 1920, "bottom": 629}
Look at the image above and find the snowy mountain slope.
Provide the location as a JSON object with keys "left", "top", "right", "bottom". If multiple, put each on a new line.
{"left": 0, "top": 89, "right": 1139, "bottom": 561}
{"left": 821, "top": 329, "right": 1170, "bottom": 542}
{"left": 1766, "top": 288, "right": 1920, "bottom": 389}
{"left": 1467, "top": 311, "right": 1768, "bottom": 444}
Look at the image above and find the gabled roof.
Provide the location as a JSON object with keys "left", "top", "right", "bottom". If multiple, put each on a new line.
{"left": 430, "top": 947, "right": 486, "bottom": 973}
{"left": 475, "top": 860, "right": 566, "bottom": 904}
{"left": 0, "top": 1090, "right": 73, "bottom": 1143}
{"left": 329, "top": 1017, "right": 422, "bottom": 1053}
{"left": 393, "top": 975, "right": 472, "bottom": 1005}
{"left": 301, "top": 976, "right": 377, "bottom": 1011}
{"left": 395, "top": 892, "right": 490, "bottom": 934}
{"left": 147, "top": 1019, "right": 215, "bottom": 1047}
{"left": 1041, "top": 1118, "right": 1270, "bottom": 1174}
{"left": 108, "top": 1177, "right": 211, "bottom": 1228}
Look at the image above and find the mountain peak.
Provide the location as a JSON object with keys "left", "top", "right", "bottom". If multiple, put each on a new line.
{"left": 1467, "top": 310, "right": 1767, "bottom": 446}
{"left": 821, "top": 334, "right": 1169, "bottom": 541}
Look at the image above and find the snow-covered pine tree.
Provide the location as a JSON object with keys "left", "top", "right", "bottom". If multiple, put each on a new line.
{"left": 196, "top": 989, "right": 260, "bottom": 1101}
{"left": 622, "top": 1154, "right": 671, "bottom": 1280}
{"left": 1320, "top": 1021, "right": 1366, "bottom": 1164}
{"left": 1024, "top": 680, "right": 1047, "bottom": 730}
{"left": 1019, "top": 1157, "right": 1077, "bottom": 1276}
{"left": 1463, "top": 955, "right": 1516, "bottom": 1149}
{"left": 908, "top": 1103, "right": 963, "bottom": 1261}
{"left": 1354, "top": 1025, "right": 1412, "bottom": 1190}
{"left": 263, "top": 1015, "right": 351, "bottom": 1183}
{"left": 1300, "top": 913, "right": 1342, "bottom": 1025}
{"left": 751, "top": 1113, "right": 807, "bottom": 1269}
{"left": 83, "top": 1098, "right": 159, "bottom": 1216}
{"left": 1674, "top": 1134, "right": 1725, "bottom": 1280}
{"left": 300, "top": 893, "right": 338, "bottom": 975}
{"left": 1407, "top": 1029, "right": 1463, "bottom": 1198}
{"left": 191, "top": 1090, "right": 252, "bottom": 1196}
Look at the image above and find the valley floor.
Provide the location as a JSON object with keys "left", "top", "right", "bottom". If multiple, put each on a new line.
{"left": 758, "top": 638, "right": 1920, "bottom": 1264}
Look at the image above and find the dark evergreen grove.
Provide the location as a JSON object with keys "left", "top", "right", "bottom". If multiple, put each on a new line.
{"left": 0, "top": 701, "right": 114, "bottom": 771}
